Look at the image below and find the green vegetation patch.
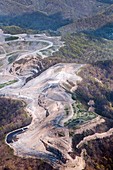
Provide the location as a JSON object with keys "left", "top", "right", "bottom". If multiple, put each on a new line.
{"left": 0, "top": 80, "right": 17, "bottom": 89}
{"left": 8, "top": 54, "right": 19, "bottom": 64}
{"left": 8, "top": 55, "right": 18, "bottom": 64}
{"left": 65, "top": 100, "right": 97, "bottom": 129}
{"left": 1, "top": 25, "right": 39, "bottom": 35}
{"left": 5, "top": 36, "right": 19, "bottom": 41}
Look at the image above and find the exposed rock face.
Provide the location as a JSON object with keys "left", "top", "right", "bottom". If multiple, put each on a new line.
{"left": 9, "top": 55, "right": 62, "bottom": 84}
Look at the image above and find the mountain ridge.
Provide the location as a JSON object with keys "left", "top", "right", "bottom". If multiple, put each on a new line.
{"left": 1, "top": 0, "right": 113, "bottom": 33}
{"left": 0, "top": 0, "right": 109, "bottom": 18}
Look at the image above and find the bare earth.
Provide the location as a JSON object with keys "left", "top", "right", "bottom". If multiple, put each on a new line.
{"left": 0, "top": 33, "right": 86, "bottom": 170}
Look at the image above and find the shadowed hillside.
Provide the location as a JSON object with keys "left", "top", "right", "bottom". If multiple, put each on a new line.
{"left": 0, "top": 12, "right": 71, "bottom": 31}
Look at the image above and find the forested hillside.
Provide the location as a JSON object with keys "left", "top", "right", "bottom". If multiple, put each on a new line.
{"left": 55, "top": 33, "right": 113, "bottom": 63}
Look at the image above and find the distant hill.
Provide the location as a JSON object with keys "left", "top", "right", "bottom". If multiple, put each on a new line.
{"left": 0, "top": 0, "right": 108, "bottom": 18}
{"left": 1, "top": 0, "right": 113, "bottom": 34}
{"left": 59, "top": 4, "right": 113, "bottom": 34}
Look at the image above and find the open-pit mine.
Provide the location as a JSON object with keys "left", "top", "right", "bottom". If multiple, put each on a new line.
{"left": 0, "top": 32, "right": 113, "bottom": 170}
